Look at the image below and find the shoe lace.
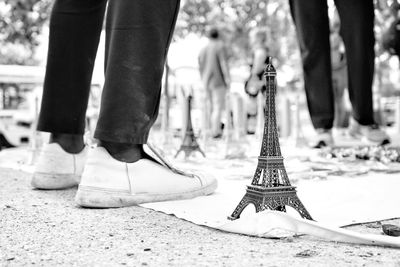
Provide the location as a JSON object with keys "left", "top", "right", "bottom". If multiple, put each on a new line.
{"left": 146, "top": 143, "right": 196, "bottom": 178}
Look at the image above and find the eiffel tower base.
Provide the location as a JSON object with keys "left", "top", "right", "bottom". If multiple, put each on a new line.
{"left": 175, "top": 143, "right": 206, "bottom": 159}
{"left": 228, "top": 185, "right": 313, "bottom": 221}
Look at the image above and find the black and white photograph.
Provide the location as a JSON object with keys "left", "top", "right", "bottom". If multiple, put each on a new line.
{"left": 1, "top": 0, "right": 400, "bottom": 266}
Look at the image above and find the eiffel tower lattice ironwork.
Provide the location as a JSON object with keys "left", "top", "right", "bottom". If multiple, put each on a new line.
{"left": 175, "top": 95, "right": 206, "bottom": 158}
{"left": 228, "top": 57, "right": 312, "bottom": 221}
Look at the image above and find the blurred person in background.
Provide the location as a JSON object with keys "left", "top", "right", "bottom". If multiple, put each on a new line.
{"left": 330, "top": 12, "right": 349, "bottom": 131}
{"left": 289, "top": 0, "right": 390, "bottom": 148}
{"left": 382, "top": 1, "right": 400, "bottom": 61}
{"left": 244, "top": 28, "right": 268, "bottom": 134}
{"left": 31, "top": 0, "right": 217, "bottom": 207}
{"left": 198, "top": 27, "right": 231, "bottom": 139}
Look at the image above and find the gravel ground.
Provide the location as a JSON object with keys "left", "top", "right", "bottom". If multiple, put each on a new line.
{"left": 1, "top": 168, "right": 400, "bottom": 267}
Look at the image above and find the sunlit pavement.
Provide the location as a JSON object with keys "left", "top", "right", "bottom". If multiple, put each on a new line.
{"left": 1, "top": 160, "right": 400, "bottom": 265}
{"left": 1, "top": 129, "right": 400, "bottom": 265}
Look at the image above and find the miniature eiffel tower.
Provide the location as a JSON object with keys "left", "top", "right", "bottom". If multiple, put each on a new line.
{"left": 175, "top": 95, "right": 206, "bottom": 158}
{"left": 228, "top": 57, "right": 312, "bottom": 220}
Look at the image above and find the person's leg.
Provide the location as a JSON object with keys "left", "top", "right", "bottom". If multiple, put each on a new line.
{"left": 32, "top": 0, "right": 107, "bottom": 189}
{"left": 75, "top": 0, "right": 217, "bottom": 207}
{"left": 334, "top": 0, "right": 375, "bottom": 125}
{"left": 93, "top": 0, "right": 180, "bottom": 162}
{"left": 37, "top": 0, "right": 107, "bottom": 153}
{"left": 207, "top": 88, "right": 216, "bottom": 137}
{"left": 211, "top": 87, "right": 227, "bottom": 137}
{"left": 204, "top": 88, "right": 213, "bottom": 136}
{"left": 332, "top": 67, "right": 348, "bottom": 128}
{"left": 289, "top": 0, "right": 334, "bottom": 130}
{"left": 336, "top": 0, "right": 390, "bottom": 144}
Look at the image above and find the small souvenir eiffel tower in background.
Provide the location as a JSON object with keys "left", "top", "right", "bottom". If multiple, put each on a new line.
{"left": 228, "top": 57, "right": 312, "bottom": 221}
{"left": 175, "top": 94, "right": 206, "bottom": 158}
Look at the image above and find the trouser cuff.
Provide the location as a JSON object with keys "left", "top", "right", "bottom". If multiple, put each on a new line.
{"left": 94, "top": 129, "right": 149, "bottom": 144}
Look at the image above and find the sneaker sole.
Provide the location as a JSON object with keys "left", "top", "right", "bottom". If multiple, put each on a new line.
{"left": 348, "top": 131, "right": 390, "bottom": 146}
{"left": 360, "top": 136, "right": 391, "bottom": 146}
{"left": 31, "top": 172, "right": 80, "bottom": 190}
{"left": 75, "top": 181, "right": 218, "bottom": 208}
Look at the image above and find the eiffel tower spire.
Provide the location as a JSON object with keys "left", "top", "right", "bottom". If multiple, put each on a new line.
{"left": 229, "top": 57, "right": 312, "bottom": 220}
{"left": 260, "top": 58, "right": 281, "bottom": 157}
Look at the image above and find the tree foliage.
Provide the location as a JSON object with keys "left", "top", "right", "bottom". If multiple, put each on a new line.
{"left": 0, "top": 0, "right": 52, "bottom": 65}
{"left": 1, "top": 0, "right": 398, "bottom": 73}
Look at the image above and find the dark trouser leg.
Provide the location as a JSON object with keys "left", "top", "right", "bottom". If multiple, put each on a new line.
{"left": 289, "top": 0, "right": 334, "bottom": 129}
{"left": 335, "top": 0, "right": 375, "bottom": 125}
{"left": 94, "top": 0, "right": 181, "bottom": 144}
{"left": 37, "top": 0, "right": 107, "bottom": 134}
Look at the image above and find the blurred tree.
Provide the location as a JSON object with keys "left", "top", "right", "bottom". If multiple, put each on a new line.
{"left": 0, "top": 0, "right": 52, "bottom": 65}
{"left": 0, "top": 0, "right": 397, "bottom": 79}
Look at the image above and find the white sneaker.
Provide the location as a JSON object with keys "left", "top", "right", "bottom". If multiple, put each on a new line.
{"left": 32, "top": 143, "right": 89, "bottom": 189}
{"left": 75, "top": 144, "right": 218, "bottom": 208}
{"left": 310, "top": 128, "right": 334, "bottom": 148}
{"left": 348, "top": 118, "right": 390, "bottom": 145}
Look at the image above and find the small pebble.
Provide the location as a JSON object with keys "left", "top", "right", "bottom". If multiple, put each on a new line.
{"left": 295, "top": 249, "right": 317, "bottom": 258}
{"left": 382, "top": 224, "right": 400, "bottom": 236}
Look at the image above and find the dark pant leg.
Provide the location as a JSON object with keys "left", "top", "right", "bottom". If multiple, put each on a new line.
{"left": 94, "top": 0, "right": 181, "bottom": 144}
{"left": 335, "top": 0, "right": 375, "bottom": 125}
{"left": 289, "top": 0, "right": 334, "bottom": 129}
{"left": 37, "top": 0, "right": 107, "bottom": 134}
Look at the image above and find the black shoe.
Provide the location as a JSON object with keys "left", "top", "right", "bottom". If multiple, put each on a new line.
{"left": 311, "top": 129, "right": 333, "bottom": 149}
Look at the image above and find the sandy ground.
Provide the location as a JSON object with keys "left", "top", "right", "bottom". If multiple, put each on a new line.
{"left": 1, "top": 168, "right": 400, "bottom": 267}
